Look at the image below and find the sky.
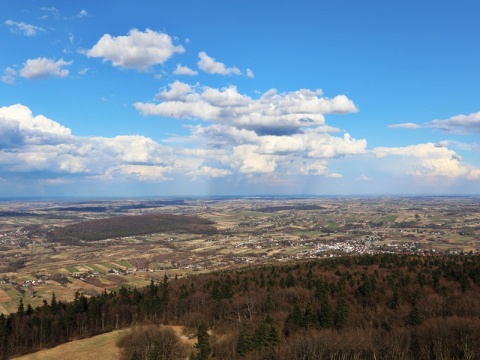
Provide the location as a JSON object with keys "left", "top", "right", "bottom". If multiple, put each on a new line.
{"left": 1, "top": 0, "right": 479, "bottom": 198}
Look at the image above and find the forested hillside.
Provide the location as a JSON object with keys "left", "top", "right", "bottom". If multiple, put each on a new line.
{"left": 47, "top": 214, "right": 218, "bottom": 242}
{"left": 2, "top": 254, "right": 480, "bottom": 359}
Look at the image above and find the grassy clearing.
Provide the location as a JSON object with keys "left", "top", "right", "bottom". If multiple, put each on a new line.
{"left": 12, "top": 330, "right": 125, "bottom": 360}
{"left": 12, "top": 325, "right": 194, "bottom": 360}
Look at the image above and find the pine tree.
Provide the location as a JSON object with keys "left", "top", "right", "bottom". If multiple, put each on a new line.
{"left": 191, "top": 322, "right": 210, "bottom": 360}
{"left": 17, "top": 299, "right": 25, "bottom": 317}
{"left": 237, "top": 323, "right": 252, "bottom": 357}
{"left": 0, "top": 314, "right": 8, "bottom": 360}
{"left": 407, "top": 306, "right": 423, "bottom": 326}
{"left": 318, "top": 297, "right": 333, "bottom": 328}
{"left": 334, "top": 296, "right": 349, "bottom": 329}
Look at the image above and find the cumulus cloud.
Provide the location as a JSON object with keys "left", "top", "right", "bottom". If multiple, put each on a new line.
{"left": 300, "top": 160, "right": 341, "bottom": 177}
{"left": 173, "top": 64, "right": 198, "bottom": 76}
{"left": 246, "top": 68, "right": 254, "bottom": 78}
{"left": 5, "top": 20, "right": 45, "bottom": 36}
{"left": 197, "top": 52, "right": 241, "bottom": 75}
{"left": 0, "top": 104, "right": 71, "bottom": 143}
{"left": 372, "top": 143, "right": 480, "bottom": 179}
{"left": 3, "top": 101, "right": 479, "bottom": 192}
{"left": 19, "top": 58, "right": 72, "bottom": 79}
{"left": 182, "top": 123, "right": 366, "bottom": 178}
{"left": 0, "top": 104, "right": 233, "bottom": 183}
{"left": 86, "top": 29, "right": 185, "bottom": 71}
{"left": 1, "top": 67, "right": 17, "bottom": 85}
{"left": 135, "top": 81, "right": 358, "bottom": 135}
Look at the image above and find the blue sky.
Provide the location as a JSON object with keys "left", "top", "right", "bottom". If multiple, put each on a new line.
{"left": 1, "top": 0, "right": 479, "bottom": 197}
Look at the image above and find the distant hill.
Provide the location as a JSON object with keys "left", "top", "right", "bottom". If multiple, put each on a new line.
{"left": 47, "top": 214, "right": 217, "bottom": 242}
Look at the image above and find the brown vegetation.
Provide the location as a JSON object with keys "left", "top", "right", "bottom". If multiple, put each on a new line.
{"left": 3, "top": 254, "right": 480, "bottom": 359}
{"left": 48, "top": 214, "right": 218, "bottom": 242}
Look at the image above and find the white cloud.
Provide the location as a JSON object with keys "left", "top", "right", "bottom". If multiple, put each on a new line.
{"left": 388, "top": 122, "right": 421, "bottom": 129}
{"left": 372, "top": 143, "right": 480, "bottom": 179}
{"left": 187, "top": 166, "right": 232, "bottom": 178}
{"left": 181, "top": 122, "right": 366, "bottom": 177}
{"left": 0, "top": 104, "right": 234, "bottom": 182}
{"left": 231, "top": 145, "right": 277, "bottom": 174}
{"left": 78, "top": 67, "right": 89, "bottom": 75}
{"left": 135, "top": 81, "right": 358, "bottom": 135}
{"left": 173, "top": 64, "right": 198, "bottom": 76}
{"left": 101, "top": 165, "right": 174, "bottom": 181}
{"left": 86, "top": 29, "right": 185, "bottom": 71}
{"left": 429, "top": 111, "right": 480, "bottom": 134}
{"left": 467, "top": 169, "right": 480, "bottom": 180}
{"left": 76, "top": 10, "right": 88, "bottom": 18}
{"left": 0, "top": 104, "right": 71, "bottom": 143}
{"left": 2, "top": 103, "right": 479, "bottom": 191}
{"left": 19, "top": 58, "right": 72, "bottom": 79}
{"left": 197, "top": 52, "right": 241, "bottom": 75}
{"left": 373, "top": 143, "right": 459, "bottom": 160}
{"left": 388, "top": 111, "right": 480, "bottom": 134}
{"left": 300, "top": 161, "right": 327, "bottom": 175}
{"left": 1, "top": 67, "right": 17, "bottom": 85}
{"left": 5, "top": 20, "right": 45, "bottom": 36}
{"left": 40, "top": 7, "right": 59, "bottom": 19}
{"left": 246, "top": 68, "right": 254, "bottom": 78}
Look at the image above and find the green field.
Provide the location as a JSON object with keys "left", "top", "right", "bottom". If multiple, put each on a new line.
{"left": 65, "top": 266, "right": 79, "bottom": 273}
{"left": 115, "top": 260, "right": 133, "bottom": 268}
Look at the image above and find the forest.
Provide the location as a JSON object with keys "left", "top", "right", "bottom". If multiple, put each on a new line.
{"left": 47, "top": 214, "right": 218, "bottom": 242}
{"left": 2, "top": 254, "right": 480, "bottom": 359}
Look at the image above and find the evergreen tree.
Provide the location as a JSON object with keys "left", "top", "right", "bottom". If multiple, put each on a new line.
{"left": 264, "top": 316, "right": 280, "bottom": 346}
{"left": 407, "top": 306, "right": 423, "bottom": 326}
{"left": 334, "top": 296, "right": 349, "bottom": 329}
{"left": 17, "top": 299, "right": 25, "bottom": 317}
{"left": 191, "top": 322, "right": 210, "bottom": 360}
{"left": 237, "top": 323, "right": 252, "bottom": 357}
{"left": 318, "top": 297, "right": 333, "bottom": 328}
{"left": 389, "top": 291, "right": 401, "bottom": 309}
{"left": 0, "top": 314, "right": 8, "bottom": 360}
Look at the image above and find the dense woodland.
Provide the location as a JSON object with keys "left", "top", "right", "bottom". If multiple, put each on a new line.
{"left": 2, "top": 254, "right": 480, "bottom": 359}
{"left": 47, "top": 214, "right": 218, "bottom": 242}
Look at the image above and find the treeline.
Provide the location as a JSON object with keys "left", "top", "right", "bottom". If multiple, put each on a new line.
{"left": 47, "top": 214, "right": 218, "bottom": 242}
{"left": 2, "top": 254, "right": 480, "bottom": 359}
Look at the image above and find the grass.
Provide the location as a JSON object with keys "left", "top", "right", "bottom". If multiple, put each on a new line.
{"left": 6, "top": 287, "right": 22, "bottom": 302}
{"left": 100, "top": 262, "right": 116, "bottom": 269}
{"left": 379, "top": 215, "right": 398, "bottom": 223}
{"left": 65, "top": 266, "right": 79, "bottom": 273}
{"left": 12, "top": 330, "right": 124, "bottom": 360}
{"left": 85, "top": 264, "right": 105, "bottom": 273}
{"left": 12, "top": 325, "right": 194, "bottom": 360}
{"left": 115, "top": 260, "right": 132, "bottom": 268}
